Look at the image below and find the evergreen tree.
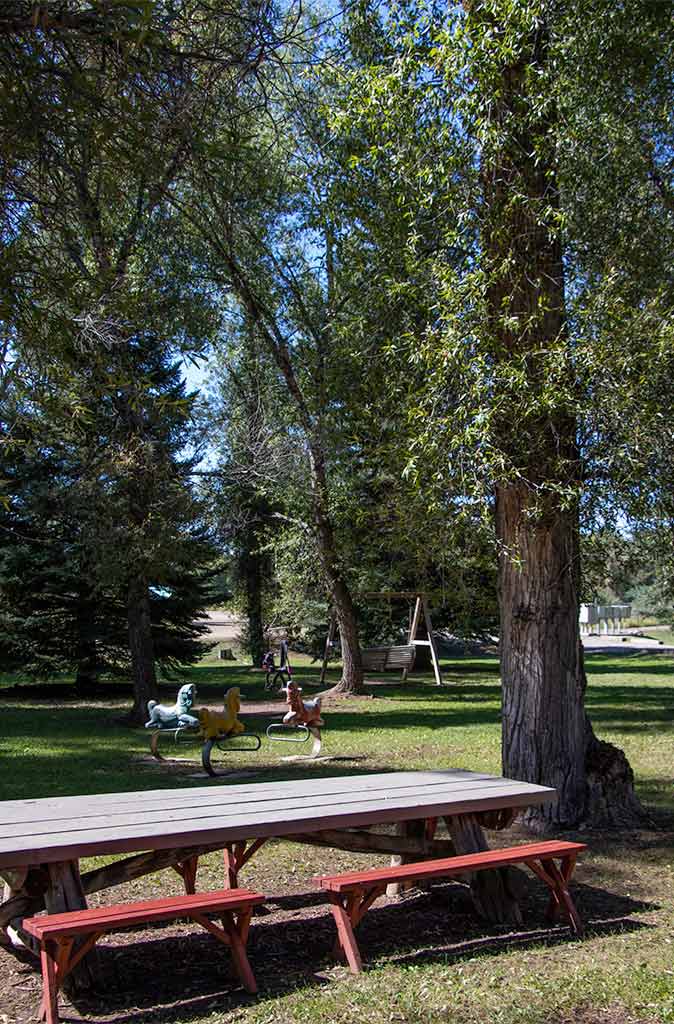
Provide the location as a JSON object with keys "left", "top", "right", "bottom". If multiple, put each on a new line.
{"left": 205, "top": 333, "right": 284, "bottom": 668}
{"left": 0, "top": 356, "right": 218, "bottom": 698}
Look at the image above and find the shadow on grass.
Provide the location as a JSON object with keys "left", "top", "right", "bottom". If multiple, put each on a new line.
{"left": 584, "top": 653, "right": 674, "bottom": 676}
{"left": 0, "top": 654, "right": 503, "bottom": 702}
{"left": 2, "top": 673, "right": 673, "bottom": 752}
{"left": 41, "top": 878, "right": 656, "bottom": 1024}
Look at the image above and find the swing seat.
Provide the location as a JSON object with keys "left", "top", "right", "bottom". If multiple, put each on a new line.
{"left": 360, "top": 645, "right": 416, "bottom": 673}
{"left": 321, "top": 592, "right": 443, "bottom": 687}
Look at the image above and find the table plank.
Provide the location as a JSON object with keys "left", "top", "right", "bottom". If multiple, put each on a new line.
{"left": 0, "top": 770, "right": 554, "bottom": 868}
{"left": 1, "top": 774, "right": 512, "bottom": 834}
{"left": 0, "top": 770, "right": 493, "bottom": 823}
{"left": 0, "top": 778, "right": 538, "bottom": 840}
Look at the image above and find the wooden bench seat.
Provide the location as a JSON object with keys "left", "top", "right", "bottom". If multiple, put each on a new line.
{"left": 23, "top": 888, "right": 265, "bottom": 1023}
{"left": 315, "top": 840, "right": 586, "bottom": 973}
{"left": 360, "top": 645, "right": 416, "bottom": 673}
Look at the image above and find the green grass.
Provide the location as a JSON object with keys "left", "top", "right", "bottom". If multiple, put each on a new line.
{"left": 1, "top": 652, "right": 673, "bottom": 1024}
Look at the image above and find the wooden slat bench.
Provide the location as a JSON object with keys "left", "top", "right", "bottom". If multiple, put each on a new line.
{"left": 361, "top": 645, "right": 416, "bottom": 673}
{"left": 315, "top": 840, "right": 586, "bottom": 973}
{"left": 23, "top": 888, "right": 265, "bottom": 1023}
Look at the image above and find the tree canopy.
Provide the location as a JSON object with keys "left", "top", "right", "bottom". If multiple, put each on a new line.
{"left": 0, "top": 0, "right": 672, "bottom": 818}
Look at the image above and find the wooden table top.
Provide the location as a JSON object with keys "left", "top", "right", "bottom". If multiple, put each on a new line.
{"left": 0, "top": 769, "right": 555, "bottom": 869}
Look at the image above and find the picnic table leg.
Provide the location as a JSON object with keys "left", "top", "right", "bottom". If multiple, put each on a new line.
{"left": 1, "top": 868, "right": 48, "bottom": 956}
{"left": 223, "top": 845, "right": 239, "bottom": 888}
{"left": 386, "top": 819, "right": 428, "bottom": 896}
{"left": 222, "top": 839, "right": 269, "bottom": 889}
{"left": 174, "top": 856, "right": 199, "bottom": 894}
{"left": 2, "top": 873, "right": 30, "bottom": 949}
{"left": 443, "top": 813, "right": 522, "bottom": 926}
{"left": 44, "top": 861, "right": 99, "bottom": 993}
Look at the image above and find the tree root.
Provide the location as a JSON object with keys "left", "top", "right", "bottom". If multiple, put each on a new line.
{"left": 584, "top": 734, "right": 651, "bottom": 829}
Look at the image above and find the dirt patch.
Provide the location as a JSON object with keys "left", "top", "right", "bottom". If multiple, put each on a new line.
{"left": 552, "top": 1010, "right": 657, "bottom": 1024}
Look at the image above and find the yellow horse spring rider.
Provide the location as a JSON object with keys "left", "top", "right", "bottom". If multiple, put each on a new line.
{"left": 198, "top": 688, "right": 261, "bottom": 775}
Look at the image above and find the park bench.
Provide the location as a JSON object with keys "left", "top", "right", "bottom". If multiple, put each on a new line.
{"left": 360, "top": 644, "right": 416, "bottom": 673}
{"left": 23, "top": 887, "right": 265, "bottom": 1024}
{"left": 315, "top": 839, "right": 586, "bottom": 973}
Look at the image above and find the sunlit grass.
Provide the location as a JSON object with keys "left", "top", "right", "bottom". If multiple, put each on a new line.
{"left": 1, "top": 651, "right": 673, "bottom": 1023}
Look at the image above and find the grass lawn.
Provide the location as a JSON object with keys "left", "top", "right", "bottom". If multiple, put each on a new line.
{"left": 1, "top": 651, "right": 673, "bottom": 1024}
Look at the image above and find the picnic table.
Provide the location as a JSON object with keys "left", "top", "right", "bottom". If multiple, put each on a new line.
{"left": 0, "top": 768, "right": 555, "bottom": 987}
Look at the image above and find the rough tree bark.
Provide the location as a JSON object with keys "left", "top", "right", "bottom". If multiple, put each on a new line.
{"left": 472, "top": 5, "right": 645, "bottom": 829}
{"left": 243, "top": 522, "right": 265, "bottom": 668}
{"left": 213, "top": 238, "right": 364, "bottom": 694}
{"left": 127, "top": 575, "right": 158, "bottom": 722}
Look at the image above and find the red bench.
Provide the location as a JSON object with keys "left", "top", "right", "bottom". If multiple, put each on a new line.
{"left": 315, "top": 839, "right": 585, "bottom": 973}
{"left": 23, "top": 887, "right": 265, "bottom": 1023}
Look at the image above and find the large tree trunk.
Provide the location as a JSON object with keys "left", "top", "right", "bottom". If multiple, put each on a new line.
{"left": 243, "top": 525, "right": 265, "bottom": 667}
{"left": 127, "top": 575, "right": 158, "bottom": 722}
{"left": 219, "top": 247, "right": 363, "bottom": 693}
{"left": 473, "top": 6, "right": 644, "bottom": 828}
{"left": 311, "top": 447, "right": 363, "bottom": 695}
{"left": 497, "top": 484, "right": 644, "bottom": 829}
{"left": 497, "top": 483, "right": 643, "bottom": 827}
{"left": 498, "top": 485, "right": 586, "bottom": 826}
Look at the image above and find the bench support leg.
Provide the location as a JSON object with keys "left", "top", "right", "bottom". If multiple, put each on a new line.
{"left": 39, "top": 940, "right": 62, "bottom": 1024}
{"left": 44, "top": 861, "right": 99, "bottom": 994}
{"left": 38, "top": 932, "right": 102, "bottom": 1024}
{"left": 191, "top": 910, "right": 257, "bottom": 993}
{"left": 224, "top": 910, "right": 257, "bottom": 994}
{"left": 329, "top": 885, "right": 387, "bottom": 971}
{"left": 328, "top": 893, "right": 363, "bottom": 974}
{"left": 526, "top": 856, "right": 583, "bottom": 936}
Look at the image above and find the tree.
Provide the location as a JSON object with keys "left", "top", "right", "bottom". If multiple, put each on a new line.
{"left": 438, "top": 0, "right": 674, "bottom": 826}
{"left": 180, "top": 1, "right": 478, "bottom": 692}
{"left": 204, "top": 326, "right": 288, "bottom": 667}
{"left": 472, "top": 4, "right": 627, "bottom": 828}
{"left": 97, "top": 341, "right": 220, "bottom": 716}
{"left": 175, "top": 60, "right": 371, "bottom": 694}
{"left": 0, "top": 357, "right": 217, "bottom": 699}
{"left": 0, "top": 1, "right": 288, "bottom": 715}
{"left": 331, "top": 0, "right": 674, "bottom": 825}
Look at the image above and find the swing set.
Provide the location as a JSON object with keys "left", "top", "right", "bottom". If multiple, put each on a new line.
{"left": 320, "top": 591, "right": 444, "bottom": 687}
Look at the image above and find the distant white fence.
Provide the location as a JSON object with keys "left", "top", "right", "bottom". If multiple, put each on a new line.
{"left": 579, "top": 604, "right": 631, "bottom": 635}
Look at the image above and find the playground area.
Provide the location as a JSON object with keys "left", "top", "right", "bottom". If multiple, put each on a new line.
{"left": 1, "top": 650, "right": 672, "bottom": 1024}
{"left": 2, "top": 7, "right": 673, "bottom": 1023}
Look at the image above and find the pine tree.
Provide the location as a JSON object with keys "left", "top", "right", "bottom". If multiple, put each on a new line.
{"left": 0, "top": 356, "right": 218, "bottom": 706}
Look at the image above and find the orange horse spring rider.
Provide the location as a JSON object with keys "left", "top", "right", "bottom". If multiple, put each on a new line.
{"left": 266, "top": 680, "right": 324, "bottom": 757}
